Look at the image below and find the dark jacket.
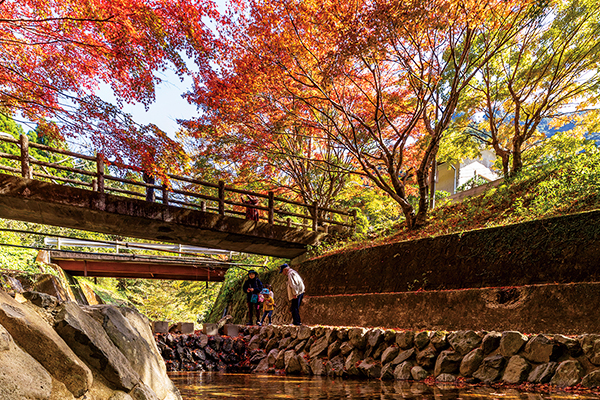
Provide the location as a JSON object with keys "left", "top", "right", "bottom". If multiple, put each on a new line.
{"left": 242, "top": 276, "right": 263, "bottom": 302}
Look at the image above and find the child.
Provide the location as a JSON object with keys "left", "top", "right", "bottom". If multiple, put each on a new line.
{"left": 259, "top": 288, "right": 276, "bottom": 325}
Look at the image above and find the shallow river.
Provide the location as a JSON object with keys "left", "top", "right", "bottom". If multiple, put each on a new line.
{"left": 169, "top": 372, "right": 600, "bottom": 400}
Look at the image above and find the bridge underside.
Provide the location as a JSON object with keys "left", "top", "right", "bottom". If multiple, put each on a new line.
{"left": 48, "top": 251, "right": 227, "bottom": 281}
{"left": 0, "top": 174, "right": 324, "bottom": 258}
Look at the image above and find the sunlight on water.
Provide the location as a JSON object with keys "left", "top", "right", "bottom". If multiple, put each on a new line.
{"left": 169, "top": 372, "right": 600, "bottom": 400}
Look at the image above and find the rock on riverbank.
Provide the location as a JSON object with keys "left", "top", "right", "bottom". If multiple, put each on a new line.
{"left": 158, "top": 324, "right": 600, "bottom": 389}
{"left": 0, "top": 290, "right": 181, "bottom": 400}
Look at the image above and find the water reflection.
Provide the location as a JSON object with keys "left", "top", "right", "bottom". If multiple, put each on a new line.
{"left": 169, "top": 372, "right": 600, "bottom": 400}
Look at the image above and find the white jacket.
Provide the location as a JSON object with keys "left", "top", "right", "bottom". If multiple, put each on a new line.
{"left": 286, "top": 269, "right": 305, "bottom": 300}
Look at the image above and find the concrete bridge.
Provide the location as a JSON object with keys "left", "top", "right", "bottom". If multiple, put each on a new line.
{"left": 0, "top": 134, "right": 355, "bottom": 260}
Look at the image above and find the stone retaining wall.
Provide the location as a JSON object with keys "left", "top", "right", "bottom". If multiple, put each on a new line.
{"left": 157, "top": 324, "right": 600, "bottom": 389}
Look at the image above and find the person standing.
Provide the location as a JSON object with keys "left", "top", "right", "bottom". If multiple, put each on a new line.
{"left": 242, "top": 269, "right": 263, "bottom": 325}
{"left": 280, "top": 263, "right": 305, "bottom": 326}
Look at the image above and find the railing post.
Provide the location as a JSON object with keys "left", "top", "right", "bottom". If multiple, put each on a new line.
{"left": 218, "top": 180, "right": 225, "bottom": 215}
{"left": 312, "top": 201, "right": 318, "bottom": 231}
{"left": 351, "top": 209, "right": 357, "bottom": 232}
{"left": 162, "top": 184, "right": 169, "bottom": 206}
{"left": 201, "top": 201, "right": 206, "bottom": 212}
{"left": 286, "top": 218, "right": 291, "bottom": 227}
{"left": 19, "top": 134, "right": 31, "bottom": 179}
{"left": 96, "top": 154, "right": 104, "bottom": 193}
{"left": 268, "top": 191, "right": 274, "bottom": 225}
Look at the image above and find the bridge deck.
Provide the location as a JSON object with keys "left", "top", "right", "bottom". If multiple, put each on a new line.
{"left": 0, "top": 174, "right": 325, "bottom": 258}
{"left": 48, "top": 251, "right": 228, "bottom": 281}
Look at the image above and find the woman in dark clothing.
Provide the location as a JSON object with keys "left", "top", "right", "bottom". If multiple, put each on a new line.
{"left": 242, "top": 269, "right": 263, "bottom": 325}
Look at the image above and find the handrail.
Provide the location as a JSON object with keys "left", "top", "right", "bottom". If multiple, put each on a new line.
{"left": 0, "top": 134, "right": 356, "bottom": 232}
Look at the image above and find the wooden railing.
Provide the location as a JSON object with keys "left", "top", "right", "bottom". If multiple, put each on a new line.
{"left": 0, "top": 134, "right": 356, "bottom": 232}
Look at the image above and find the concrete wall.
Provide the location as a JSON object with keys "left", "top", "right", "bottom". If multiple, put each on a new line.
{"left": 260, "top": 210, "right": 600, "bottom": 333}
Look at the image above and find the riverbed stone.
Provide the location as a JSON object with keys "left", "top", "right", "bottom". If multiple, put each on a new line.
{"left": 503, "top": 355, "right": 531, "bottom": 384}
{"left": 554, "top": 334, "right": 582, "bottom": 357}
{"left": 396, "top": 331, "right": 414, "bottom": 349}
{"left": 275, "top": 349, "right": 286, "bottom": 369}
{"left": 416, "top": 345, "right": 438, "bottom": 369}
{"left": 267, "top": 349, "right": 279, "bottom": 366}
{"left": 310, "top": 358, "right": 325, "bottom": 376}
{"left": 309, "top": 336, "right": 329, "bottom": 359}
{"left": 328, "top": 340, "right": 342, "bottom": 359}
{"left": 345, "top": 349, "right": 363, "bottom": 376}
{"left": 380, "top": 363, "right": 395, "bottom": 380}
{"left": 0, "top": 322, "right": 53, "bottom": 400}
{"left": 581, "top": 335, "right": 600, "bottom": 365}
{"left": 460, "top": 348, "right": 484, "bottom": 377}
{"left": 384, "top": 330, "right": 396, "bottom": 343}
{"left": 265, "top": 338, "right": 279, "bottom": 353}
{"left": 366, "top": 329, "right": 384, "bottom": 349}
{"left": 284, "top": 350, "right": 301, "bottom": 374}
{"left": 55, "top": 302, "right": 141, "bottom": 391}
{"left": 447, "top": 331, "right": 482, "bottom": 355}
{"left": 434, "top": 350, "right": 462, "bottom": 377}
{"left": 394, "top": 361, "right": 414, "bottom": 380}
{"left": 110, "top": 391, "right": 134, "bottom": 400}
{"left": 373, "top": 342, "right": 388, "bottom": 360}
{"left": 381, "top": 346, "right": 400, "bottom": 365}
{"left": 298, "top": 354, "right": 311, "bottom": 375}
{"left": 411, "top": 365, "right": 429, "bottom": 380}
{"left": 89, "top": 305, "right": 182, "bottom": 400}
{"left": 414, "top": 331, "right": 430, "bottom": 350}
{"left": 349, "top": 328, "right": 367, "bottom": 349}
{"left": 392, "top": 348, "right": 415, "bottom": 365}
{"left": 472, "top": 354, "right": 506, "bottom": 383}
{"left": 481, "top": 332, "right": 502, "bottom": 354}
{"left": 528, "top": 362, "right": 558, "bottom": 383}
{"left": 326, "top": 355, "right": 345, "bottom": 377}
{"left": 430, "top": 331, "right": 448, "bottom": 351}
{"left": 358, "top": 359, "right": 382, "bottom": 378}
{"left": 0, "top": 291, "right": 92, "bottom": 397}
{"left": 524, "top": 334, "right": 557, "bottom": 363}
{"left": 500, "top": 331, "right": 528, "bottom": 357}
{"left": 278, "top": 337, "right": 291, "bottom": 350}
{"left": 550, "top": 360, "right": 583, "bottom": 387}
{"left": 248, "top": 334, "right": 262, "bottom": 351}
{"left": 255, "top": 357, "right": 270, "bottom": 373}
{"left": 340, "top": 341, "right": 354, "bottom": 356}
{"left": 582, "top": 370, "right": 600, "bottom": 388}
{"left": 297, "top": 325, "right": 312, "bottom": 341}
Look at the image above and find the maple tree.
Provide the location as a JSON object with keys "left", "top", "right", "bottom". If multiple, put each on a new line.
{"left": 456, "top": 0, "right": 600, "bottom": 177}
{"left": 187, "top": 0, "right": 536, "bottom": 229}
{"left": 0, "top": 0, "right": 216, "bottom": 173}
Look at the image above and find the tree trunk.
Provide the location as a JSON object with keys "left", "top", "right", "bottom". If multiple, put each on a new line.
{"left": 511, "top": 138, "right": 524, "bottom": 176}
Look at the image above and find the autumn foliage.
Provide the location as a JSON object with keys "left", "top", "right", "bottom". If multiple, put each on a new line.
{"left": 0, "top": 0, "right": 216, "bottom": 171}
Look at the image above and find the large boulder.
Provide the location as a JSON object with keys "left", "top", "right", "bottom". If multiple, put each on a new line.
{"left": 581, "top": 335, "right": 600, "bottom": 365}
{"left": 392, "top": 348, "right": 415, "bottom": 366}
{"left": 357, "top": 359, "right": 382, "bottom": 378}
{"left": 414, "top": 331, "right": 430, "bottom": 350}
{"left": 554, "top": 334, "right": 582, "bottom": 357}
{"left": 55, "top": 302, "right": 141, "bottom": 391}
{"left": 326, "top": 355, "right": 345, "bottom": 377}
{"left": 345, "top": 349, "right": 363, "bottom": 376}
{"left": 499, "top": 332, "right": 528, "bottom": 357}
{"left": 430, "top": 331, "right": 448, "bottom": 351}
{"left": 0, "top": 322, "right": 53, "bottom": 400}
{"left": 310, "top": 358, "right": 325, "bottom": 376}
{"left": 87, "top": 305, "right": 182, "bottom": 400}
{"left": 327, "top": 340, "right": 342, "bottom": 359}
{"left": 447, "top": 331, "right": 482, "bottom": 355}
{"left": 550, "top": 360, "right": 583, "bottom": 387}
{"left": 0, "top": 290, "right": 92, "bottom": 397}
{"left": 416, "top": 345, "right": 438, "bottom": 369}
{"left": 502, "top": 356, "right": 531, "bottom": 384}
{"left": 411, "top": 365, "right": 429, "bottom": 380}
{"left": 582, "top": 370, "right": 600, "bottom": 388}
{"left": 366, "top": 329, "right": 384, "bottom": 349}
{"left": 380, "top": 363, "right": 395, "bottom": 380}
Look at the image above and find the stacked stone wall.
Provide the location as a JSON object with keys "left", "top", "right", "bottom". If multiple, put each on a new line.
{"left": 157, "top": 324, "right": 600, "bottom": 390}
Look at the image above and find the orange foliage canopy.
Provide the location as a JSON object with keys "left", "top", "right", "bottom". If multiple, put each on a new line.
{"left": 185, "top": 0, "right": 534, "bottom": 227}
{"left": 0, "top": 0, "right": 216, "bottom": 171}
